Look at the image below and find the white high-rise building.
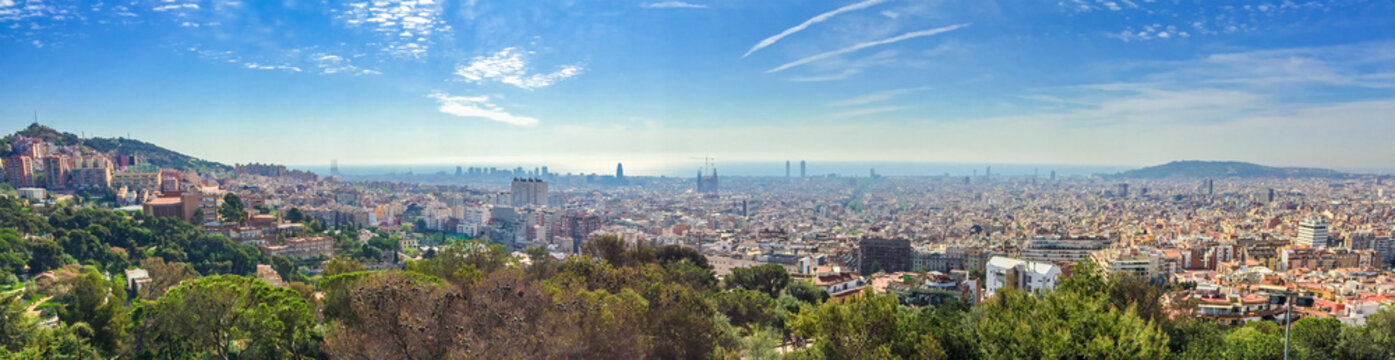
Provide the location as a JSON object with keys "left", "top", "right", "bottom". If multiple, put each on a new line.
{"left": 1295, "top": 218, "right": 1330, "bottom": 248}
{"left": 510, "top": 178, "right": 548, "bottom": 207}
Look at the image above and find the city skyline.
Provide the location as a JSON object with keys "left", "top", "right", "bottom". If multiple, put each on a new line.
{"left": 3, "top": 1, "right": 1395, "bottom": 169}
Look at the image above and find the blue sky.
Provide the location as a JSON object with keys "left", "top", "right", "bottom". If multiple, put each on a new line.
{"left": 2, "top": 0, "right": 1394, "bottom": 175}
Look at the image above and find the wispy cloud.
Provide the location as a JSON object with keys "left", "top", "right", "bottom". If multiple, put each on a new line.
{"left": 429, "top": 93, "right": 539, "bottom": 127}
{"left": 789, "top": 68, "right": 862, "bottom": 82}
{"left": 312, "top": 53, "right": 380, "bottom": 75}
{"left": 830, "top": 86, "right": 930, "bottom": 107}
{"left": 455, "top": 47, "right": 583, "bottom": 90}
{"left": 152, "top": 3, "right": 199, "bottom": 12}
{"left": 766, "top": 23, "right": 969, "bottom": 73}
{"left": 829, "top": 106, "right": 913, "bottom": 118}
{"left": 641, "top": 1, "right": 708, "bottom": 9}
{"left": 243, "top": 62, "right": 302, "bottom": 72}
{"left": 743, "top": 0, "right": 889, "bottom": 58}
{"left": 337, "top": 0, "right": 450, "bottom": 58}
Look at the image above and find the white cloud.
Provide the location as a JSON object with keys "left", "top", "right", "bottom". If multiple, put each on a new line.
{"left": 313, "top": 53, "right": 379, "bottom": 75}
{"left": 641, "top": 1, "right": 708, "bottom": 9}
{"left": 153, "top": 3, "right": 199, "bottom": 12}
{"left": 338, "top": 0, "right": 450, "bottom": 58}
{"left": 766, "top": 24, "right": 969, "bottom": 73}
{"left": 0, "top": 1, "right": 15, "bottom": 8}
{"left": 829, "top": 86, "right": 930, "bottom": 107}
{"left": 789, "top": 68, "right": 862, "bottom": 82}
{"left": 743, "top": 0, "right": 889, "bottom": 58}
{"left": 428, "top": 93, "right": 539, "bottom": 127}
{"left": 242, "top": 62, "right": 302, "bottom": 72}
{"left": 455, "top": 47, "right": 583, "bottom": 90}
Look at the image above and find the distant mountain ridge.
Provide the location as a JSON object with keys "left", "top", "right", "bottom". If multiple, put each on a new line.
{"left": 2, "top": 123, "right": 230, "bottom": 172}
{"left": 1117, "top": 160, "right": 1349, "bottom": 179}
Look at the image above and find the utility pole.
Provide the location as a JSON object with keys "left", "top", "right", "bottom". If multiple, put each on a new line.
{"left": 1283, "top": 293, "right": 1292, "bottom": 360}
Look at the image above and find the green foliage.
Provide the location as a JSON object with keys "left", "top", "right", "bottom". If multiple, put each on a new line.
{"left": 714, "top": 289, "right": 786, "bottom": 330}
{"left": 790, "top": 290, "right": 947, "bottom": 359}
{"left": 1222, "top": 323, "right": 1282, "bottom": 360}
{"left": 218, "top": 193, "right": 246, "bottom": 224}
{"left": 82, "top": 136, "right": 231, "bottom": 172}
{"left": 136, "top": 275, "right": 314, "bottom": 359}
{"left": 55, "top": 268, "right": 127, "bottom": 357}
{"left": 284, "top": 207, "right": 306, "bottom": 223}
{"left": 725, "top": 263, "right": 790, "bottom": 298}
{"left": 1291, "top": 317, "right": 1343, "bottom": 360}
{"left": 785, "top": 280, "right": 830, "bottom": 305}
{"left": 975, "top": 285, "right": 1169, "bottom": 359}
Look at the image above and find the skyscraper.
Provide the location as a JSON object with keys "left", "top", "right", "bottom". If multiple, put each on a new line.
{"left": 786, "top": 161, "right": 791, "bottom": 177}
{"left": 800, "top": 160, "right": 806, "bottom": 178}
{"left": 616, "top": 163, "right": 624, "bottom": 179}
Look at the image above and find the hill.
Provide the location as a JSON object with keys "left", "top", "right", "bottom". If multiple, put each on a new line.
{"left": 1117, "top": 160, "right": 1349, "bottom": 179}
{"left": 2, "top": 123, "right": 230, "bottom": 172}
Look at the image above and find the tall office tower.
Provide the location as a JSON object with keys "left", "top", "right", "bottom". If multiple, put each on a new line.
{"left": 510, "top": 178, "right": 549, "bottom": 207}
{"left": 1264, "top": 188, "right": 1276, "bottom": 203}
{"left": 800, "top": 161, "right": 806, "bottom": 178}
{"left": 455, "top": 166, "right": 463, "bottom": 176}
{"left": 1205, "top": 178, "right": 1214, "bottom": 196}
{"left": 786, "top": 161, "right": 791, "bottom": 177}
{"left": 541, "top": 166, "right": 549, "bottom": 177}
{"left": 1295, "top": 218, "right": 1330, "bottom": 248}
{"left": 1049, "top": 170, "right": 1056, "bottom": 181}
{"left": 1117, "top": 183, "right": 1129, "bottom": 197}
{"left": 616, "top": 163, "right": 624, "bottom": 179}
{"left": 985, "top": 166, "right": 991, "bottom": 180}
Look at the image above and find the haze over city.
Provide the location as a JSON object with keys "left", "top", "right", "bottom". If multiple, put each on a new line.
{"left": 3, "top": 0, "right": 1394, "bottom": 174}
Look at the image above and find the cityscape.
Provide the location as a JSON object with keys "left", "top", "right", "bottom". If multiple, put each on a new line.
{"left": 3, "top": 0, "right": 1395, "bottom": 359}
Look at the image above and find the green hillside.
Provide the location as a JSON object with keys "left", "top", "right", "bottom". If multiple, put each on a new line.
{"left": 2, "top": 123, "right": 230, "bottom": 172}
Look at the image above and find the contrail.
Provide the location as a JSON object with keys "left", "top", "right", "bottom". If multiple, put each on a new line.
{"left": 765, "top": 24, "right": 970, "bottom": 73}
{"left": 743, "top": 0, "right": 892, "bottom": 58}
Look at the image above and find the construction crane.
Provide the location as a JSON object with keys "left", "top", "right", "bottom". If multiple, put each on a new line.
{"left": 689, "top": 156, "right": 715, "bottom": 171}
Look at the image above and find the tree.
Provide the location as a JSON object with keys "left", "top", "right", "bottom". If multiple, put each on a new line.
{"left": 1108, "top": 273, "right": 1165, "bottom": 322}
{"left": 137, "top": 275, "right": 313, "bottom": 360}
{"left": 785, "top": 280, "right": 830, "bottom": 305}
{"left": 714, "top": 289, "right": 786, "bottom": 330}
{"left": 1222, "top": 323, "right": 1282, "bottom": 360}
{"left": 1290, "top": 317, "right": 1343, "bottom": 360}
{"left": 26, "top": 239, "right": 65, "bottom": 275}
{"left": 218, "top": 193, "right": 246, "bottom": 224}
{"left": 284, "top": 207, "right": 305, "bottom": 223}
{"left": 138, "top": 257, "right": 198, "bottom": 300}
{"left": 725, "top": 264, "right": 790, "bottom": 298}
{"left": 0, "top": 290, "right": 33, "bottom": 353}
{"left": 789, "top": 290, "right": 945, "bottom": 359}
{"left": 974, "top": 286, "right": 1169, "bottom": 359}
{"left": 56, "top": 268, "right": 127, "bottom": 357}
{"left": 323, "top": 256, "right": 364, "bottom": 276}
{"left": 1167, "top": 318, "right": 1225, "bottom": 359}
